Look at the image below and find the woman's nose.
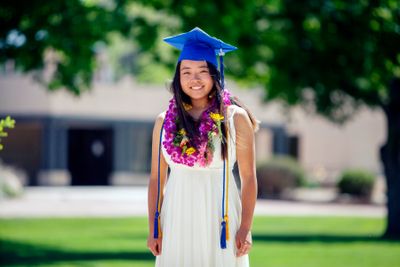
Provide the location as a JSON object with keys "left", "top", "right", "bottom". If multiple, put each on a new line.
{"left": 192, "top": 73, "right": 201, "bottom": 80}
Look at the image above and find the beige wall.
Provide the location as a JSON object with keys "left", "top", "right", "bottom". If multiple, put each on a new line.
{"left": 0, "top": 73, "right": 171, "bottom": 120}
{"left": 0, "top": 74, "right": 386, "bottom": 178}
{"left": 286, "top": 106, "right": 385, "bottom": 178}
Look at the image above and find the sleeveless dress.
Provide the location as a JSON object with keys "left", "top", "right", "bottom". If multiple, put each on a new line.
{"left": 156, "top": 105, "right": 250, "bottom": 267}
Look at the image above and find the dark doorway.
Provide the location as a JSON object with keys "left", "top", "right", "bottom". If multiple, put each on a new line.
{"left": 0, "top": 122, "right": 42, "bottom": 185}
{"left": 288, "top": 135, "right": 300, "bottom": 159}
{"left": 68, "top": 128, "right": 113, "bottom": 185}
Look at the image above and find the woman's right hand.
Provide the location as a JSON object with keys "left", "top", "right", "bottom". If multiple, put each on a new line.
{"left": 147, "top": 235, "right": 162, "bottom": 256}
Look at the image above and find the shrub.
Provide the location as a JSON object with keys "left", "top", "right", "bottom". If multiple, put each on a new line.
{"left": 0, "top": 161, "right": 24, "bottom": 199}
{"left": 337, "top": 169, "right": 375, "bottom": 199}
{"left": 256, "top": 156, "right": 306, "bottom": 199}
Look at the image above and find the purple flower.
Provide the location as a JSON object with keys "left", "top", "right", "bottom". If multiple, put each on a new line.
{"left": 162, "top": 91, "right": 232, "bottom": 167}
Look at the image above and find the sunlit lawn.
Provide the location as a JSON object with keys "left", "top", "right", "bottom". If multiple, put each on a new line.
{"left": 0, "top": 216, "right": 399, "bottom": 267}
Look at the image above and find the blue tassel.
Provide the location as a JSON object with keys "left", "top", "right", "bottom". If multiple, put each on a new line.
{"left": 153, "top": 121, "right": 165, "bottom": 240}
{"left": 220, "top": 220, "right": 227, "bottom": 249}
{"left": 219, "top": 53, "right": 225, "bottom": 90}
{"left": 153, "top": 211, "right": 159, "bottom": 239}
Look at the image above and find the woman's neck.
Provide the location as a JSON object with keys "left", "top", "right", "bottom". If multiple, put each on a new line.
{"left": 188, "top": 98, "right": 211, "bottom": 121}
{"left": 191, "top": 98, "right": 209, "bottom": 110}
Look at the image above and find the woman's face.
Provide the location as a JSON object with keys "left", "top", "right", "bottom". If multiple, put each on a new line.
{"left": 180, "top": 60, "right": 214, "bottom": 102}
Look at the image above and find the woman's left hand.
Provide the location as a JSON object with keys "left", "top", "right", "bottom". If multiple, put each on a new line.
{"left": 235, "top": 227, "right": 252, "bottom": 257}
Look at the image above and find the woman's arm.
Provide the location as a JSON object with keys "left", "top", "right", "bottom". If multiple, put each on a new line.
{"left": 147, "top": 112, "right": 169, "bottom": 256}
{"left": 233, "top": 107, "right": 258, "bottom": 256}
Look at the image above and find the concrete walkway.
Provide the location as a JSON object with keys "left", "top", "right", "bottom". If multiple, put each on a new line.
{"left": 0, "top": 186, "right": 386, "bottom": 218}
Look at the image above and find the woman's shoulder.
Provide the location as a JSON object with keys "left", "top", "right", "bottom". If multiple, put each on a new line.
{"left": 153, "top": 111, "right": 166, "bottom": 134}
{"left": 227, "top": 104, "right": 248, "bottom": 120}
{"left": 155, "top": 111, "right": 166, "bottom": 122}
{"left": 227, "top": 105, "right": 252, "bottom": 131}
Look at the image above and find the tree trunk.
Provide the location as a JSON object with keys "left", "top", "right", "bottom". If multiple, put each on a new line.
{"left": 380, "top": 78, "right": 400, "bottom": 240}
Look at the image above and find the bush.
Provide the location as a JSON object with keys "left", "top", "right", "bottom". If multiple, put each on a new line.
{"left": 0, "top": 161, "right": 25, "bottom": 199}
{"left": 256, "top": 156, "right": 306, "bottom": 199}
{"left": 337, "top": 169, "right": 375, "bottom": 199}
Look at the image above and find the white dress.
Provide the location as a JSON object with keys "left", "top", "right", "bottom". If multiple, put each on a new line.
{"left": 156, "top": 105, "right": 250, "bottom": 267}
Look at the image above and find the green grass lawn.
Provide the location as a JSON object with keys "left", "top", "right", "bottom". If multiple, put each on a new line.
{"left": 0, "top": 216, "right": 399, "bottom": 267}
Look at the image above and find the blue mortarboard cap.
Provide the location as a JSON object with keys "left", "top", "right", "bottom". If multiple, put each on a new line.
{"left": 163, "top": 27, "right": 237, "bottom": 88}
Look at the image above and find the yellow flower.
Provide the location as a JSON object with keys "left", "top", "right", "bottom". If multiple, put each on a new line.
{"left": 179, "top": 128, "right": 187, "bottom": 136}
{"left": 210, "top": 112, "right": 224, "bottom": 122}
{"left": 186, "top": 147, "right": 196, "bottom": 155}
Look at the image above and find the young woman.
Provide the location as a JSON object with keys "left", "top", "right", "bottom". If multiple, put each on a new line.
{"left": 147, "top": 27, "right": 258, "bottom": 267}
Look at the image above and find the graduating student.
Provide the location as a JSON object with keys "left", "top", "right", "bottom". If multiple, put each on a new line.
{"left": 147, "top": 27, "right": 259, "bottom": 267}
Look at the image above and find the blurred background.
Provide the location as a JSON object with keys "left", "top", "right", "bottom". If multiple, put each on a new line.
{"left": 0, "top": 0, "right": 399, "bottom": 266}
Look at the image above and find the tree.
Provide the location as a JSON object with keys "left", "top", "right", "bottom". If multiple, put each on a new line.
{"left": 2, "top": 0, "right": 399, "bottom": 238}
{"left": 0, "top": 0, "right": 130, "bottom": 95}
{"left": 0, "top": 1, "right": 182, "bottom": 92}
{"left": 262, "top": 0, "right": 400, "bottom": 239}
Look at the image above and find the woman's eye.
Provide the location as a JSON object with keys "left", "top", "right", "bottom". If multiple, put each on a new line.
{"left": 182, "top": 72, "right": 190, "bottom": 75}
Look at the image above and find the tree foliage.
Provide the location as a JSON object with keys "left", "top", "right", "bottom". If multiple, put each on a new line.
{"left": 265, "top": 0, "right": 400, "bottom": 122}
{"left": 0, "top": 0, "right": 130, "bottom": 94}
{"left": 135, "top": 0, "right": 400, "bottom": 123}
{"left": 0, "top": 116, "right": 16, "bottom": 151}
{"left": 2, "top": 0, "right": 399, "bottom": 111}
{"left": 0, "top": 0, "right": 185, "bottom": 93}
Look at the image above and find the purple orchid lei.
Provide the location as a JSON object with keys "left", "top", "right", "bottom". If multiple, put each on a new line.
{"left": 163, "top": 90, "right": 233, "bottom": 167}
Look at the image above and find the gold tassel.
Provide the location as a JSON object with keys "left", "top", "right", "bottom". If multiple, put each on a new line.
{"left": 225, "top": 118, "right": 230, "bottom": 241}
{"left": 224, "top": 215, "right": 230, "bottom": 240}
{"left": 158, "top": 215, "right": 162, "bottom": 238}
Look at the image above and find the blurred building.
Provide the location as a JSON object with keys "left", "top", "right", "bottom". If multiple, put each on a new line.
{"left": 0, "top": 69, "right": 290, "bottom": 186}
{"left": 0, "top": 67, "right": 385, "bottom": 186}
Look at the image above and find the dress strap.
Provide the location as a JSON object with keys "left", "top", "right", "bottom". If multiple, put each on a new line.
{"left": 228, "top": 104, "right": 239, "bottom": 121}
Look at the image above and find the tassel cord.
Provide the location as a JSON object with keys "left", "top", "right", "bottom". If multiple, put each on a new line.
{"left": 153, "top": 120, "right": 165, "bottom": 239}
{"left": 219, "top": 49, "right": 225, "bottom": 89}
{"left": 220, "top": 116, "right": 230, "bottom": 248}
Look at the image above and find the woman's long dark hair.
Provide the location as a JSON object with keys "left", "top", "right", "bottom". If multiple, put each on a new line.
{"left": 170, "top": 61, "right": 259, "bottom": 160}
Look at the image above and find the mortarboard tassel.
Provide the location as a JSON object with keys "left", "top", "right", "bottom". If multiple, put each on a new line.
{"left": 220, "top": 124, "right": 230, "bottom": 249}
{"left": 224, "top": 215, "right": 230, "bottom": 241}
{"left": 154, "top": 120, "right": 165, "bottom": 239}
{"left": 224, "top": 135, "right": 230, "bottom": 241}
{"left": 220, "top": 219, "right": 227, "bottom": 249}
{"left": 153, "top": 211, "right": 160, "bottom": 238}
{"left": 220, "top": 155, "right": 227, "bottom": 249}
{"left": 219, "top": 49, "right": 225, "bottom": 90}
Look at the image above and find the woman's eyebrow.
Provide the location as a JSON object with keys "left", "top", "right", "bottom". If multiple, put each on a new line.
{"left": 181, "top": 64, "right": 208, "bottom": 71}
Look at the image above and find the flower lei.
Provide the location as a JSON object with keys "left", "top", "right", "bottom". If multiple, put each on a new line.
{"left": 163, "top": 90, "right": 233, "bottom": 167}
